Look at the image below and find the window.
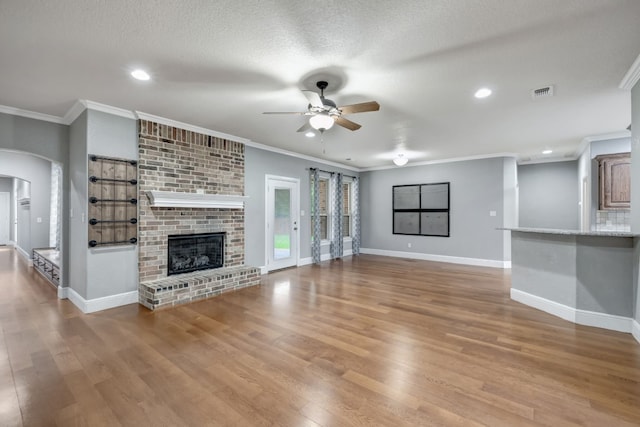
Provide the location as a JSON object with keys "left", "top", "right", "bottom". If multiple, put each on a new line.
{"left": 311, "top": 175, "right": 353, "bottom": 241}
{"left": 342, "top": 181, "right": 351, "bottom": 238}
{"left": 311, "top": 175, "right": 330, "bottom": 240}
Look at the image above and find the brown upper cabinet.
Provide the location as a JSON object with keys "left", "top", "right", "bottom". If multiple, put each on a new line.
{"left": 596, "top": 152, "right": 631, "bottom": 209}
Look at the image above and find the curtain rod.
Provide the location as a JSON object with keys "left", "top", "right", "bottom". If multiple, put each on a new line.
{"left": 308, "top": 167, "right": 357, "bottom": 179}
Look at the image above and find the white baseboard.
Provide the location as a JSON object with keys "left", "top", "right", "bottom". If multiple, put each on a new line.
{"left": 259, "top": 266, "right": 268, "bottom": 275}
{"left": 15, "top": 245, "right": 32, "bottom": 265}
{"left": 360, "top": 247, "right": 510, "bottom": 269}
{"left": 298, "top": 249, "right": 354, "bottom": 267}
{"left": 58, "top": 286, "right": 69, "bottom": 299}
{"left": 632, "top": 320, "right": 640, "bottom": 345}
{"left": 66, "top": 288, "right": 138, "bottom": 314}
{"left": 511, "top": 288, "right": 633, "bottom": 334}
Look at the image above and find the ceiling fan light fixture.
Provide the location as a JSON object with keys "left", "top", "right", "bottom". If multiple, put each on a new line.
{"left": 393, "top": 154, "right": 408, "bottom": 166}
{"left": 309, "top": 113, "right": 334, "bottom": 131}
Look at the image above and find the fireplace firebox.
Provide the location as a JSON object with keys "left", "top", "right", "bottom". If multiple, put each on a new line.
{"left": 167, "top": 232, "right": 224, "bottom": 276}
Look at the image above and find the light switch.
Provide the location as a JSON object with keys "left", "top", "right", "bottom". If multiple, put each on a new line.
{"left": 300, "top": 210, "right": 305, "bottom": 216}
{"left": 36, "top": 217, "right": 42, "bottom": 223}
{"left": 489, "top": 211, "right": 497, "bottom": 217}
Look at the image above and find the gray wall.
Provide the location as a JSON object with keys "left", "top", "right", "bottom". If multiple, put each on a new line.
{"left": 68, "top": 111, "right": 88, "bottom": 297}
{"left": 0, "top": 177, "right": 14, "bottom": 242}
{"left": 85, "top": 110, "right": 138, "bottom": 299}
{"left": 518, "top": 161, "right": 579, "bottom": 230}
{"left": 68, "top": 110, "right": 138, "bottom": 300}
{"left": 0, "top": 112, "right": 70, "bottom": 284}
{"left": 360, "top": 157, "right": 512, "bottom": 262}
{"left": 632, "top": 82, "right": 640, "bottom": 326}
{"left": 0, "top": 152, "right": 51, "bottom": 255}
{"left": 244, "top": 145, "right": 358, "bottom": 268}
{"left": 0, "top": 112, "right": 68, "bottom": 163}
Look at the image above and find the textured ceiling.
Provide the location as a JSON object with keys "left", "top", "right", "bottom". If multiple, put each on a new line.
{"left": 1, "top": 0, "right": 639, "bottom": 168}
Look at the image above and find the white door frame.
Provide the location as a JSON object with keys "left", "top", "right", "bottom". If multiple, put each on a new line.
{"left": 265, "top": 175, "right": 300, "bottom": 272}
{"left": 0, "top": 192, "right": 9, "bottom": 245}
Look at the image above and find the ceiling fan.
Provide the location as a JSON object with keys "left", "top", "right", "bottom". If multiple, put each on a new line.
{"left": 263, "top": 81, "right": 380, "bottom": 132}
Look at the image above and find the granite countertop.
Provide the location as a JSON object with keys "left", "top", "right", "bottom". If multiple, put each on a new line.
{"left": 500, "top": 227, "right": 638, "bottom": 237}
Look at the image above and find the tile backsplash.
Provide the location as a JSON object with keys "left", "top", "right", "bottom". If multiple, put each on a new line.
{"left": 594, "top": 209, "right": 631, "bottom": 232}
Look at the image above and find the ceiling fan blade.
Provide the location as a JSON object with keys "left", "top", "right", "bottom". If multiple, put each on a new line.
{"left": 339, "top": 101, "right": 380, "bottom": 115}
{"left": 301, "top": 90, "right": 323, "bottom": 108}
{"left": 335, "top": 116, "right": 361, "bottom": 131}
{"left": 296, "top": 122, "right": 312, "bottom": 133}
{"left": 262, "top": 111, "right": 308, "bottom": 115}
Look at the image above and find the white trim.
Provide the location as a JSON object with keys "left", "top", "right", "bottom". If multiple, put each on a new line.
{"left": 58, "top": 286, "right": 69, "bottom": 299}
{"left": 66, "top": 288, "right": 138, "bottom": 314}
{"left": 517, "top": 156, "right": 581, "bottom": 166}
{"left": 298, "top": 250, "right": 353, "bottom": 266}
{"left": 244, "top": 139, "right": 361, "bottom": 172}
{"left": 265, "top": 175, "right": 300, "bottom": 272}
{"left": 510, "top": 288, "right": 576, "bottom": 322}
{"left": 63, "top": 100, "right": 136, "bottom": 124}
{"left": 15, "top": 245, "right": 31, "bottom": 262}
{"left": 146, "top": 191, "right": 247, "bottom": 209}
{"left": 8, "top": 240, "right": 15, "bottom": 247}
{"left": 63, "top": 100, "right": 87, "bottom": 124}
{"left": 511, "top": 288, "right": 633, "bottom": 334}
{"left": 360, "top": 153, "right": 518, "bottom": 172}
{"left": 259, "top": 266, "right": 268, "bottom": 275}
{"left": 0, "top": 104, "right": 66, "bottom": 124}
{"left": 84, "top": 100, "right": 136, "bottom": 120}
{"left": 135, "top": 111, "right": 250, "bottom": 144}
{"left": 575, "top": 310, "right": 632, "bottom": 333}
{"left": 360, "top": 247, "right": 509, "bottom": 268}
{"left": 619, "top": 53, "right": 640, "bottom": 90}
{"left": 632, "top": 320, "right": 640, "bottom": 345}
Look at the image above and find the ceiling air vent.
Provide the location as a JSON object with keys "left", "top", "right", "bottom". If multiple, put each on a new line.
{"left": 531, "top": 85, "right": 554, "bottom": 100}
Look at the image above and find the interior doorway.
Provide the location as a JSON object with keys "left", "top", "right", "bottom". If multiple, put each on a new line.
{"left": 0, "top": 192, "right": 9, "bottom": 245}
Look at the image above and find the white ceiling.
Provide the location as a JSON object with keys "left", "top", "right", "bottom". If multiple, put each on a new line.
{"left": 1, "top": 0, "right": 639, "bottom": 168}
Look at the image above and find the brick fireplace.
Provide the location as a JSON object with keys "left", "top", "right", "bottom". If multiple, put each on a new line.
{"left": 137, "top": 120, "right": 259, "bottom": 310}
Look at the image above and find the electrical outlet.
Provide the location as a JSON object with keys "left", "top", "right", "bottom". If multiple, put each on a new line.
{"left": 407, "top": 243, "right": 412, "bottom": 248}
{"left": 489, "top": 210, "right": 497, "bottom": 217}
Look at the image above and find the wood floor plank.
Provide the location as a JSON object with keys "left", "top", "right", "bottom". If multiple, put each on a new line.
{"left": 2, "top": 247, "right": 640, "bottom": 425}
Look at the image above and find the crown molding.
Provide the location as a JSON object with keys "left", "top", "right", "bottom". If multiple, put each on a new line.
{"left": 243, "top": 139, "right": 361, "bottom": 172}
{"left": 359, "top": 152, "right": 518, "bottom": 172}
{"left": 619, "top": 53, "right": 640, "bottom": 90}
{"left": 517, "top": 156, "right": 579, "bottom": 166}
{"left": 0, "top": 104, "right": 66, "bottom": 124}
{"left": 62, "top": 100, "right": 87, "bottom": 124}
{"left": 572, "top": 130, "right": 632, "bottom": 158}
{"left": 135, "top": 111, "right": 250, "bottom": 144}
{"left": 83, "top": 100, "right": 136, "bottom": 120}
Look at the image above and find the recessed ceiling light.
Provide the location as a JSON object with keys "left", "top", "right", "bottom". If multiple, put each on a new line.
{"left": 131, "top": 69, "right": 150, "bottom": 81}
{"left": 542, "top": 149, "right": 553, "bottom": 154}
{"left": 474, "top": 88, "right": 492, "bottom": 99}
{"left": 305, "top": 131, "right": 315, "bottom": 138}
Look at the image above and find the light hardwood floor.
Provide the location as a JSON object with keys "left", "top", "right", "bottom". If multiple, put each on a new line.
{"left": 1, "top": 246, "right": 639, "bottom": 426}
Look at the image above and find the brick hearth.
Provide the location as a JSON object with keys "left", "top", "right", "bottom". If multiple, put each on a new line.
{"left": 137, "top": 120, "right": 260, "bottom": 310}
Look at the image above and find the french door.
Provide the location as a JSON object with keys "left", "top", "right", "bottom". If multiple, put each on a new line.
{"left": 266, "top": 176, "right": 299, "bottom": 271}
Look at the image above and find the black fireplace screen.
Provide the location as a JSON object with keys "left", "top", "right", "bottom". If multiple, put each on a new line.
{"left": 167, "top": 232, "right": 224, "bottom": 276}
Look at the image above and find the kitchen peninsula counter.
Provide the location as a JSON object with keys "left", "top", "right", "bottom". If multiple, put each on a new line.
{"left": 503, "top": 227, "right": 638, "bottom": 333}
